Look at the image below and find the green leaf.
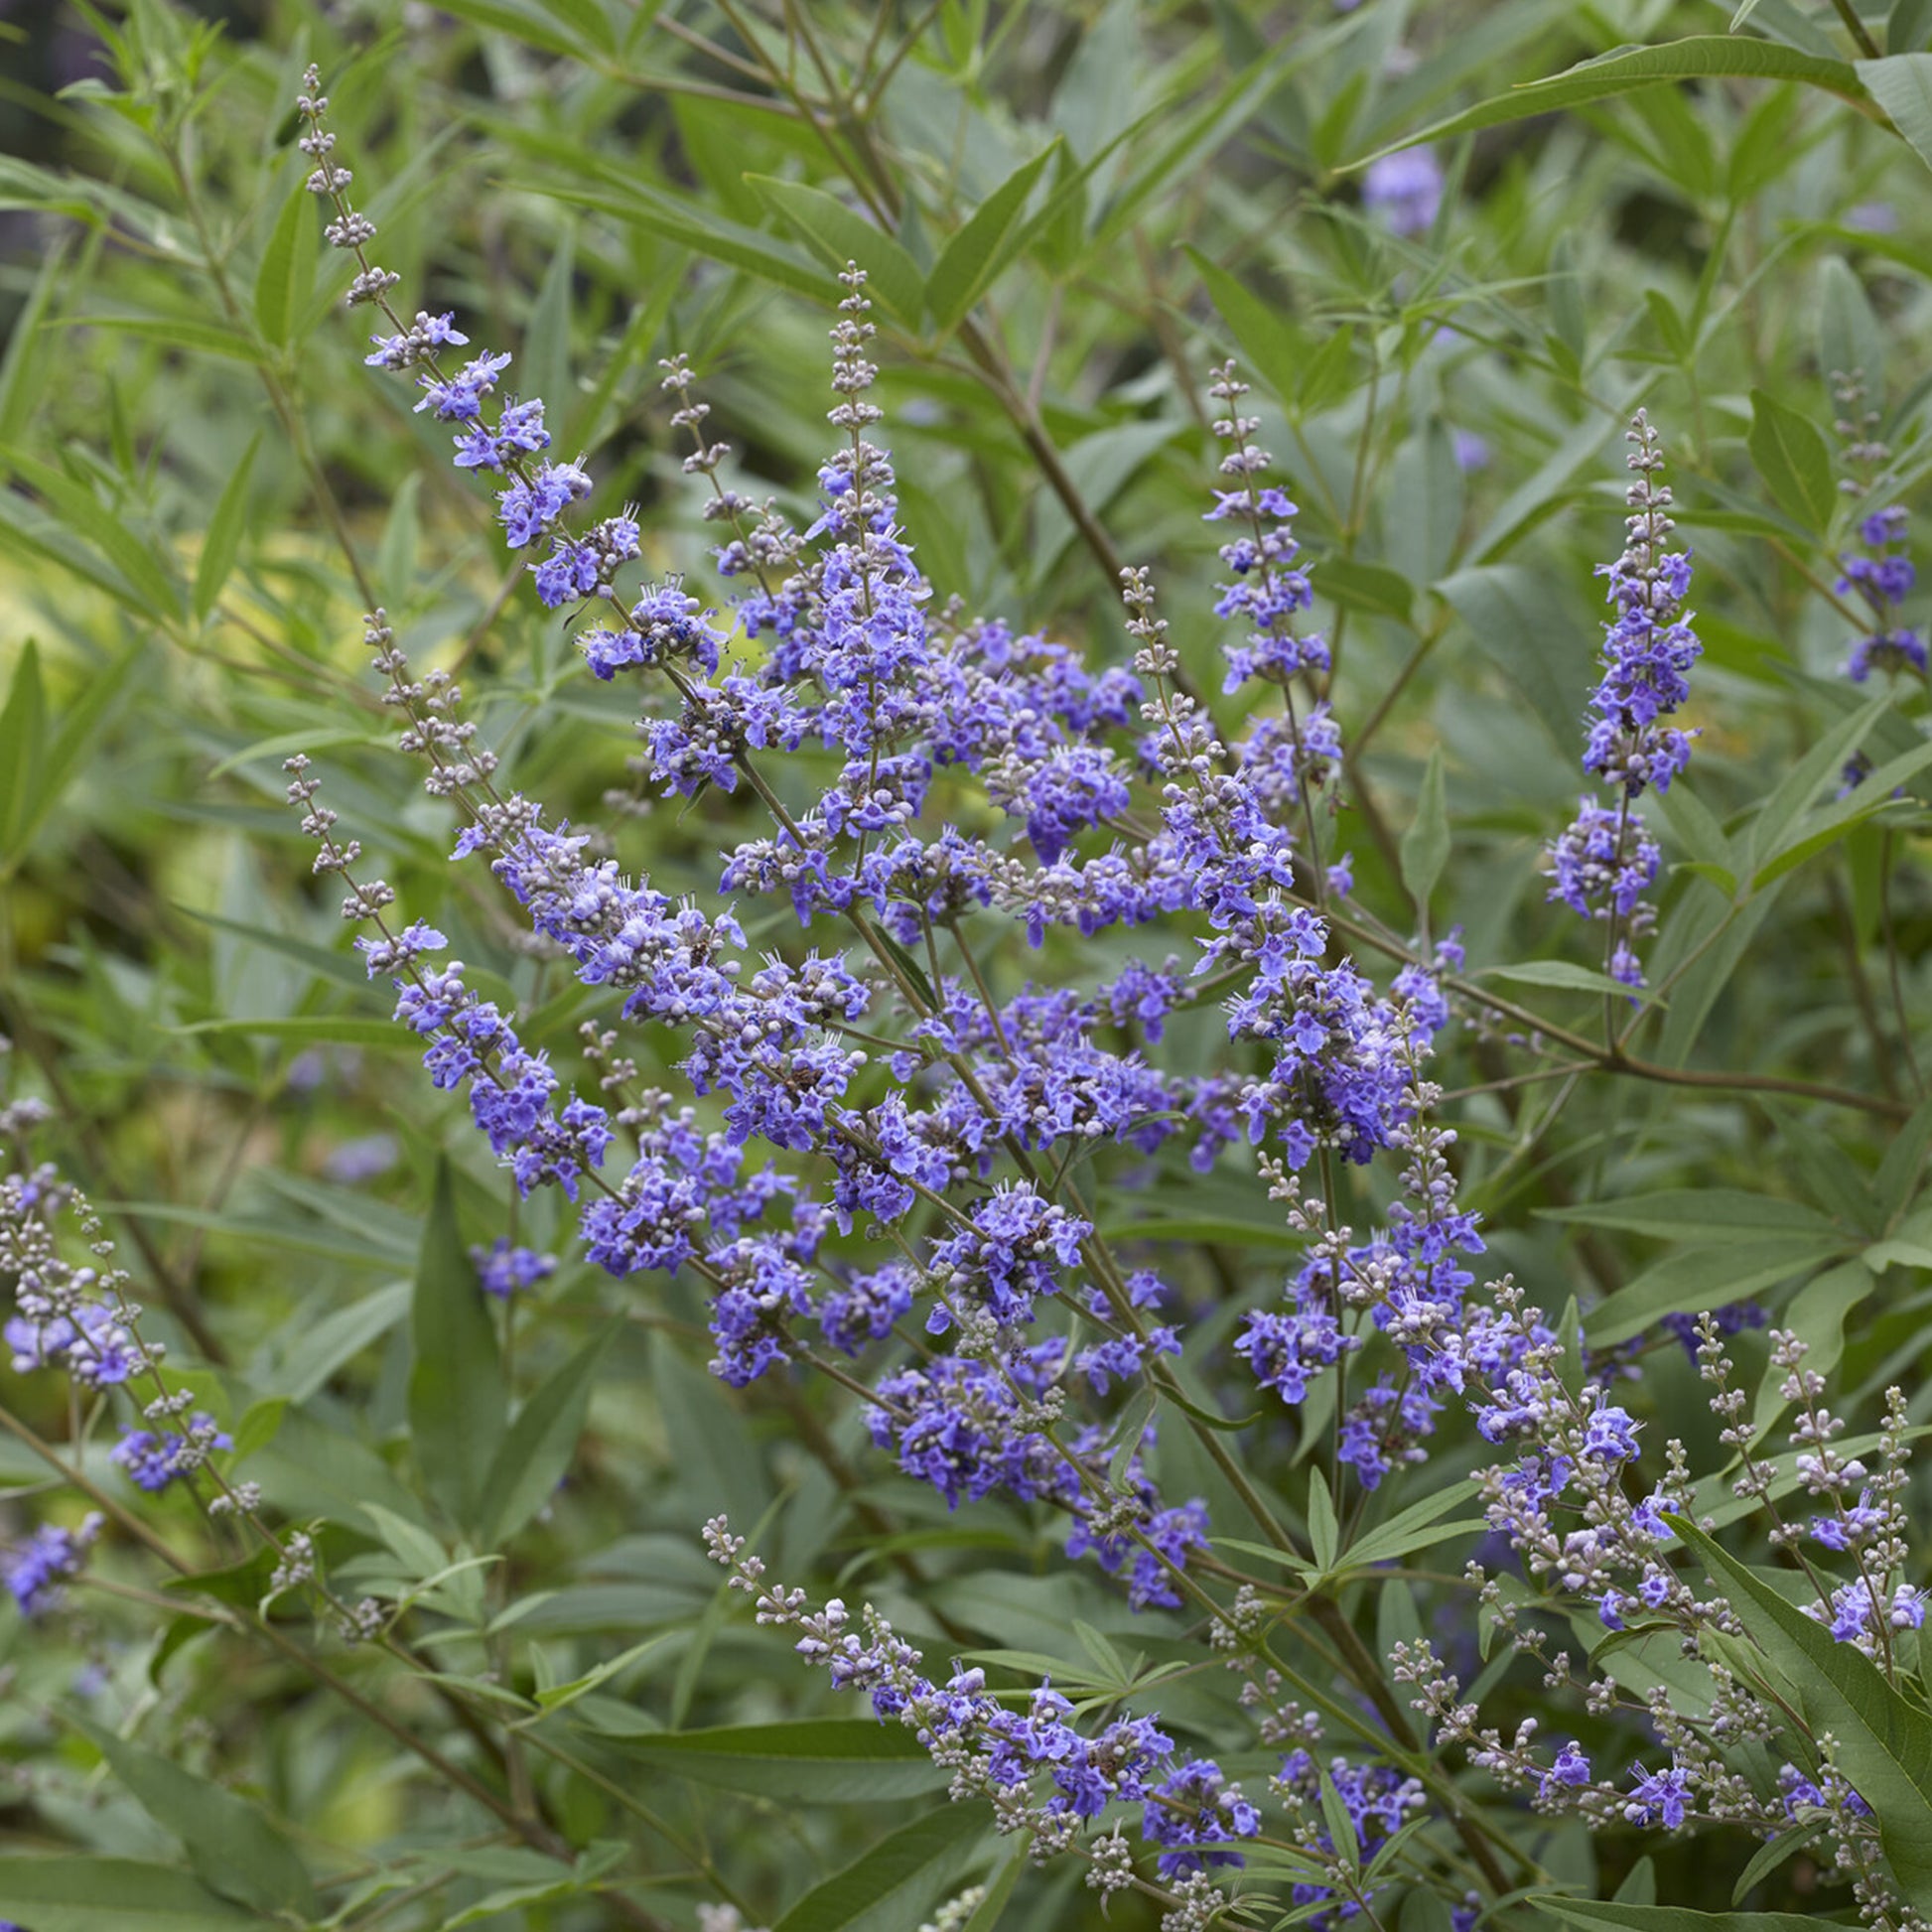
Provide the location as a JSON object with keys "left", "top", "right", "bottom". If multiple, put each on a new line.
{"left": 1858, "top": 54, "right": 1932, "bottom": 170}
{"left": 1436, "top": 565, "right": 1591, "bottom": 750}
{"left": 408, "top": 1158, "right": 506, "bottom": 1530}
{"left": 1818, "top": 257, "right": 1885, "bottom": 396}
{"left": 255, "top": 1280, "right": 411, "bottom": 1402}
{"left": 1730, "top": 1823, "right": 1824, "bottom": 1907}
{"left": 1747, "top": 388, "right": 1837, "bottom": 531}
{"left": 1531, "top": 1897, "right": 1823, "bottom": 1932}
{"left": 192, "top": 431, "right": 261, "bottom": 623}
{"left": 0, "top": 445, "right": 184, "bottom": 621}
{"left": 1108, "top": 1383, "right": 1159, "bottom": 1489}
{"left": 960, "top": 1845, "right": 1026, "bottom": 1931}
{"left": 1670, "top": 1516, "right": 1932, "bottom": 1914}
{"left": 0, "top": 232, "right": 69, "bottom": 444}
{"left": 228, "top": 1396, "right": 288, "bottom": 1463}
{"left": 1584, "top": 1238, "right": 1846, "bottom": 1347}
{"left": 479, "top": 1316, "right": 621, "bottom": 1547}
{"left": 540, "top": 181, "right": 825, "bottom": 302}
{"left": 252, "top": 175, "right": 316, "bottom": 348}
{"left": 534, "top": 0, "right": 615, "bottom": 58}
{"left": 1032, "top": 417, "right": 1180, "bottom": 583}
{"left": 69, "top": 1715, "right": 316, "bottom": 1919}
{"left": 1540, "top": 1189, "right": 1842, "bottom": 1241}
{"left": 1746, "top": 696, "right": 1887, "bottom": 877}
{"left": 419, "top": 0, "right": 586, "bottom": 58}
{"left": 0, "top": 637, "right": 47, "bottom": 868}
{"left": 1307, "top": 1466, "right": 1338, "bottom": 1573}
{"left": 610, "top": 1722, "right": 951, "bottom": 1803}
{"left": 1350, "top": 38, "right": 1863, "bottom": 165}
{"left": 1399, "top": 747, "right": 1449, "bottom": 918}
{"left": 747, "top": 176, "right": 926, "bottom": 328}
{"left": 169, "top": 1016, "right": 402, "bottom": 1047}
{"left": 1186, "top": 245, "right": 1302, "bottom": 404}
{"left": 1876, "top": 1093, "right": 1932, "bottom": 1219}
{"left": 1751, "top": 733, "right": 1932, "bottom": 888}
{"left": 1318, "top": 555, "right": 1415, "bottom": 623}
{"left": 1477, "top": 960, "right": 1663, "bottom": 1005}
{"left": 1337, "top": 1477, "right": 1481, "bottom": 1572}
{"left": 1893, "top": 0, "right": 1932, "bottom": 58}
{"left": 526, "top": 230, "right": 576, "bottom": 445}
{"left": 0, "top": 1857, "right": 277, "bottom": 1929}
{"left": 530, "top": 1632, "right": 678, "bottom": 1713}
{"left": 1317, "top": 1767, "right": 1360, "bottom": 1876}
{"left": 57, "top": 313, "right": 271, "bottom": 363}
{"left": 1555, "top": 1294, "right": 1586, "bottom": 1403}
{"left": 925, "top": 143, "right": 1059, "bottom": 333}
{"left": 772, "top": 1802, "right": 987, "bottom": 1932}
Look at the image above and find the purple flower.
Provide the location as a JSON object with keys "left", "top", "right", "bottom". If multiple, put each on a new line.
{"left": 1544, "top": 413, "right": 1701, "bottom": 987}
{"left": 1838, "top": 505, "right": 1924, "bottom": 681}
{"left": 1580, "top": 1395, "right": 1640, "bottom": 1462}
{"left": 5, "top": 1515, "right": 101, "bottom": 1614}
{"left": 471, "top": 1239, "right": 557, "bottom": 1299}
{"left": 1623, "top": 1764, "right": 1693, "bottom": 1829}
{"left": 111, "top": 1414, "right": 232, "bottom": 1492}
{"left": 1540, "top": 1740, "right": 1591, "bottom": 1800}
{"left": 1362, "top": 149, "right": 1444, "bottom": 236}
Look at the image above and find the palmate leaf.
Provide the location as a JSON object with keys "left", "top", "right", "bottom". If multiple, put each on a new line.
{"left": 1671, "top": 1516, "right": 1932, "bottom": 1915}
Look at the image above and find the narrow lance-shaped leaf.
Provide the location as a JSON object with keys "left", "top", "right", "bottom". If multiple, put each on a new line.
{"left": 607, "top": 1720, "right": 952, "bottom": 1803}
{"left": 409, "top": 1158, "right": 507, "bottom": 1529}
{"left": 479, "top": 1315, "right": 622, "bottom": 1547}
{"left": 0, "top": 1857, "right": 277, "bottom": 1931}
{"left": 193, "top": 431, "right": 261, "bottom": 622}
{"left": 1747, "top": 387, "right": 1837, "bottom": 532}
{"left": 69, "top": 1713, "right": 317, "bottom": 1919}
{"left": 253, "top": 173, "right": 317, "bottom": 347}
{"left": 0, "top": 638, "right": 47, "bottom": 868}
{"left": 1400, "top": 746, "right": 1449, "bottom": 918}
{"left": 747, "top": 175, "right": 926, "bottom": 329}
{"left": 1348, "top": 38, "right": 1864, "bottom": 166}
{"left": 1533, "top": 1898, "right": 1830, "bottom": 1932}
{"left": 925, "top": 143, "right": 1060, "bottom": 334}
{"left": 1857, "top": 54, "right": 1932, "bottom": 172}
{"left": 772, "top": 1802, "right": 988, "bottom": 1932}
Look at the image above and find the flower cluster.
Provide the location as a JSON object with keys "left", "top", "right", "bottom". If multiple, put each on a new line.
{"left": 5, "top": 1514, "right": 102, "bottom": 1615}
{"left": 1838, "top": 506, "right": 1926, "bottom": 683}
{"left": 1546, "top": 411, "right": 1702, "bottom": 987}
{"left": 285, "top": 65, "right": 1928, "bottom": 1932}
{"left": 705, "top": 1520, "right": 1262, "bottom": 1885}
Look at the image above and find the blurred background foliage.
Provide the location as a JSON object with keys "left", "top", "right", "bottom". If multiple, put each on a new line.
{"left": 0, "top": 0, "right": 1928, "bottom": 1926}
